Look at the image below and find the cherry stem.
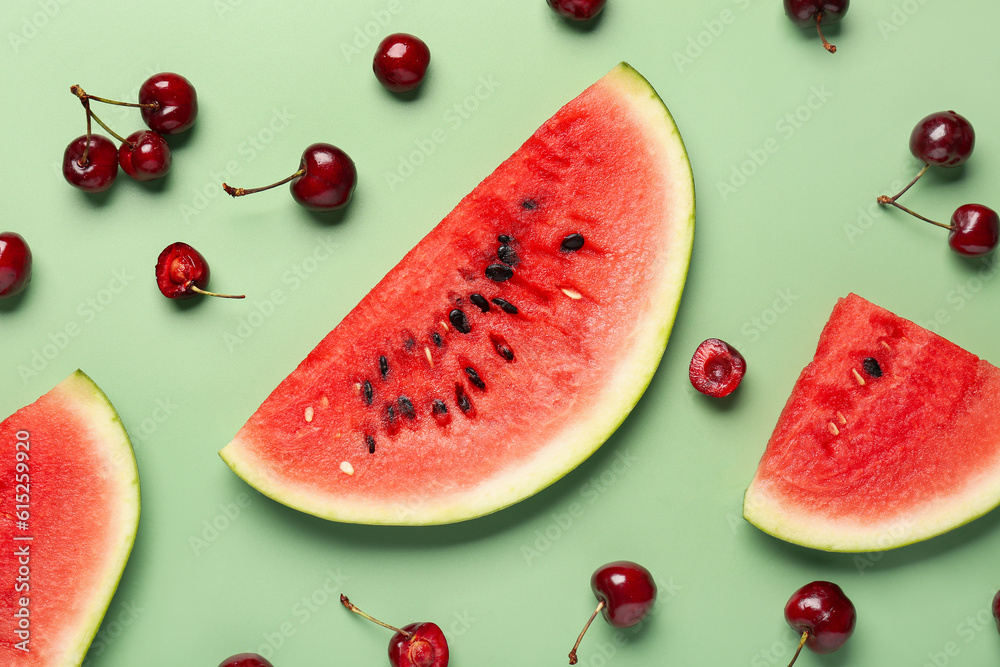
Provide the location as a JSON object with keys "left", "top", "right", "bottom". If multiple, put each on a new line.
{"left": 568, "top": 599, "right": 605, "bottom": 665}
{"left": 340, "top": 595, "right": 413, "bottom": 640}
{"left": 188, "top": 285, "right": 245, "bottom": 299}
{"left": 79, "top": 97, "right": 93, "bottom": 167}
{"left": 879, "top": 163, "right": 930, "bottom": 204}
{"left": 223, "top": 169, "right": 306, "bottom": 198}
{"left": 786, "top": 629, "right": 809, "bottom": 667}
{"left": 70, "top": 84, "right": 158, "bottom": 110}
{"left": 816, "top": 13, "right": 836, "bottom": 53}
{"left": 879, "top": 199, "right": 952, "bottom": 230}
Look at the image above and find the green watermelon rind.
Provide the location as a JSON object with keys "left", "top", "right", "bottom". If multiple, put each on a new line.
{"left": 220, "top": 63, "right": 695, "bottom": 525}
{"left": 20, "top": 371, "right": 141, "bottom": 665}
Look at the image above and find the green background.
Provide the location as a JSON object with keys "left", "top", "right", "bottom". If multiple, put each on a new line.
{"left": 3, "top": 0, "right": 1000, "bottom": 664}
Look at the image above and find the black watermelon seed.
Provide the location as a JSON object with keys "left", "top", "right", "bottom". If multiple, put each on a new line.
{"left": 432, "top": 399, "right": 448, "bottom": 415}
{"left": 365, "top": 434, "right": 376, "bottom": 454}
{"left": 386, "top": 404, "right": 396, "bottom": 423}
{"left": 362, "top": 380, "right": 374, "bottom": 405}
{"left": 432, "top": 332, "right": 443, "bottom": 347}
{"left": 379, "top": 355, "right": 389, "bottom": 380}
{"left": 449, "top": 308, "right": 471, "bottom": 334}
{"left": 560, "top": 233, "right": 585, "bottom": 252}
{"left": 498, "top": 234, "right": 513, "bottom": 244}
{"left": 862, "top": 357, "right": 883, "bottom": 378}
{"left": 486, "top": 264, "right": 513, "bottom": 282}
{"left": 398, "top": 396, "right": 415, "bottom": 419}
{"left": 403, "top": 336, "right": 415, "bottom": 351}
{"left": 465, "top": 366, "right": 486, "bottom": 390}
{"left": 491, "top": 298, "right": 518, "bottom": 314}
{"left": 521, "top": 200, "right": 536, "bottom": 210}
{"left": 470, "top": 293, "right": 491, "bottom": 312}
{"left": 455, "top": 385, "right": 473, "bottom": 413}
{"left": 497, "top": 245, "right": 520, "bottom": 266}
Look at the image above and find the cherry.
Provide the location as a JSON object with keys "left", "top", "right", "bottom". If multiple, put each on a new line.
{"left": 118, "top": 130, "right": 171, "bottom": 181}
{"left": 373, "top": 33, "right": 431, "bottom": 93}
{"left": 155, "top": 242, "right": 245, "bottom": 300}
{"left": 0, "top": 232, "right": 32, "bottom": 299}
{"left": 139, "top": 72, "right": 198, "bottom": 134}
{"left": 341, "top": 594, "right": 449, "bottom": 667}
{"left": 218, "top": 654, "right": 274, "bottom": 667}
{"left": 547, "top": 0, "right": 607, "bottom": 20}
{"left": 63, "top": 134, "right": 119, "bottom": 192}
{"left": 689, "top": 338, "right": 746, "bottom": 398}
{"left": 568, "top": 561, "right": 656, "bottom": 664}
{"left": 910, "top": 110, "right": 975, "bottom": 168}
{"left": 992, "top": 589, "right": 1000, "bottom": 635}
{"left": 223, "top": 143, "right": 357, "bottom": 211}
{"left": 784, "top": 581, "right": 856, "bottom": 666}
{"left": 877, "top": 201, "right": 999, "bottom": 257}
{"left": 783, "top": 0, "right": 848, "bottom": 53}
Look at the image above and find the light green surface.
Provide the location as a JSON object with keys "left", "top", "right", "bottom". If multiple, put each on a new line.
{"left": 2, "top": 1, "right": 1000, "bottom": 665}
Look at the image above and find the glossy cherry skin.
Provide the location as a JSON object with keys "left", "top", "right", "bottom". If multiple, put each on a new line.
{"left": 118, "top": 130, "right": 171, "bottom": 181}
{"left": 909, "top": 111, "right": 975, "bottom": 167}
{"left": 63, "top": 134, "right": 119, "bottom": 192}
{"left": 689, "top": 338, "right": 746, "bottom": 398}
{"left": 592, "top": 561, "right": 657, "bottom": 628}
{"left": 783, "top": 0, "right": 849, "bottom": 26}
{"left": 784, "top": 581, "right": 856, "bottom": 655}
{"left": 291, "top": 143, "right": 357, "bottom": 211}
{"left": 949, "top": 204, "right": 999, "bottom": 257}
{"left": 373, "top": 33, "right": 431, "bottom": 93}
{"left": 0, "top": 232, "right": 32, "bottom": 299}
{"left": 547, "top": 0, "right": 607, "bottom": 20}
{"left": 139, "top": 72, "right": 198, "bottom": 134}
{"left": 388, "top": 622, "right": 449, "bottom": 667}
{"left": 218, "top": 654, "right": 274, "bottom": 667}
{"left": 156, "top": 242, "right": 211, "bottom": 299}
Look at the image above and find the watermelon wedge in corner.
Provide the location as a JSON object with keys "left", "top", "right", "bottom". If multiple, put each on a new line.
{"left": 1, "top": 371, "right": 140, "bottom": 665}
{"left": 744, "top": 293, "right": 1000, "bottom": 552}
{"left": 221, "top": 63, "right": 695, "bottom": 525}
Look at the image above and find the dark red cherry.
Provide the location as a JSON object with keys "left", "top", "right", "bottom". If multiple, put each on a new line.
{"left": 118, "top": 130, "right": 171, "bottom": 181}
{"left": 63, "top": 134, "right": 119, "bottom": 192}
{"left": 992, "top": 589, "right": 1000, "bottom": 635}
{"left": 689, "top": 338, "right": 746, "bottom": 398}
{"left": 373, "top": 33, "right": 431, "bottom": 93}
{"left": 155, "top": 242, "right": 244, "bottom": 300}
{"left": 784, "top": 581, "right": 856, "bottom": 665}
{"left": 341, "top": 595, "right": 449, "bottom": 667}
{"left": 909, "top": 111, "right": 975, "bottom": 167}
{"left": 224, "top": 143, "right": 357, "bottom": 211}
{"left": 218, "top": 654, "right": 274, "bottom": 667}
{"left": 139, "top": 72, "right": 198, "bottom": 134}
{"left": 949, "top": 204, "right": 1000, "bottom": 256}
{"left": 0, "top": 232, "right": 32, "bottom": 299}
{"left": 569, "top": 561, "right": 656, "bottom": 664}
{"left": 547, "top": 0, "right": 607, "bottom": 20}
{"left": 783, "top": 0, "right": 848, "bottom": 53}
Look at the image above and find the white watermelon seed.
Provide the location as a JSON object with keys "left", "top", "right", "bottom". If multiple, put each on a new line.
{"left": 340, "top": 461, "right": 355, "bottom": 475}
{"left": 852, "top": 368, "right": 866, "bottom": 386}
{"left": 828, "top": 422, "right": 840, "bottom": 436}
{"left": 561, "top": 287, "right": 583, "bottom": 300}
{"left": 304, "top": 406, "right": 314, "bottom": 423}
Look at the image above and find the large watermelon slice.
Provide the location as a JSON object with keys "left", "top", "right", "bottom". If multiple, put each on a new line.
{"left": 220, "top": 63, "right": 695, "bottom": 525}
{"left": 744, "top": 293, "right": 1000, "bottom": 552}
{"left": 0, "top": 370, "right": 140, "bottom": 665}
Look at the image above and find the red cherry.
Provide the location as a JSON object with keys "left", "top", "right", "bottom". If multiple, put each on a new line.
{"left": 992, "top": 589, "right": 1000, "bottom": 635}
{"left": 568, "top": 561, "right": 656, "bottom": 664}
{"left": 341, "top": 595, "right": 449, "bottom": 667}
{"left": 689, "top": 338, "right": 746, "bottom": 397}
{"left": 218, "top": 654, "right": 274, "bottom": 667}
{"left": 155, "top": 242, "right": 244, "bottom": 300}
{"left": 63, "top": 134, "right": 119, "bottom": 192}
{"left": 949, "top": 204, "right": 1000, "bottom": 256}
{"left": 0, "top": 232, "right": 32, "bottom": 299}
{"left": 119, "top": 130, "right": 172, "bottom": 181}
{"left": 784, "top": 581, "right": 856, "bottom": 665}
{"left": 373, "top": 33, "right": 431, "bottom": 93}
{"left": 139, "top": 72, "right": 198, "bottom": 134}
{"left": 224, "top": 143, "right": 357, "bottom": 212}
{"left": 547, "top": 0, "right": 607, "bottom": 21}
{"left": 909, "top": 111, "right": 975, "bottom": 168}
{"left": 783, "top": 0, "right": 848, "bottom": 53}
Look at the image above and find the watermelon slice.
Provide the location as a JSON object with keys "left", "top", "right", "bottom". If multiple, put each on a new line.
{"left": 1, "top": 370, "right": 140, "bottom": 665}
{"left": 744, "top": 293, "right": 1000, "bottom": 552}
{"left": 220, "top": 63, "right": 695, "bottom": 525}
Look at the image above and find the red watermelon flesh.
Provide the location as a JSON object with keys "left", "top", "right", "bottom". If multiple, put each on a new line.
{"left": 221, "top": 63, "right": 695, "bottom": 525}
{"left": 0, "top": 371, "right": 139, "bottom": 665}
{"left": 744, "top": 293, "right": 1000, "bottom": 552}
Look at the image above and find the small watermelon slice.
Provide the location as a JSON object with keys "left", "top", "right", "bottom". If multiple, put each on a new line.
{"left": 744, "top": 293, "right": 1000, "bottom": 552}
{"left": 220, "top": 63, "right": 695, "bottom": 525}
{"left": 0, "top": 370, "right": 140, "bottom": 665}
